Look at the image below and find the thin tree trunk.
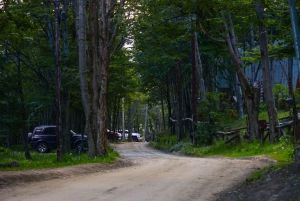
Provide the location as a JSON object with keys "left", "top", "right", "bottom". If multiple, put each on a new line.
{"left": 255, "top": 2, "right": 279, "bottom": 143}
{"left": 194, "top": 33, "right": 205, "bottom": 99}
{"left": 17, "top": 54, "right": 31, "bottom": 160}
{"left": 98, "top": 0, "right": 107, "bottom": 156}
{"left": 176, "top": 60, "right": 183, "bottom": 141}
{"left": 234, "top": 73, "right": 244, "bottom": 118}
{"left": 53, "top": 0, "right": 63, "bottom": 162}
{"left": 127, "top": 105, "right": 133, "bottom": 142}
{"left": 161, "top": 95, "right": 166, "bottom": 131}
{"left": 77, "top": 0, "right": 94, "bottom": 155}
{"left": 62, "top": 0, "right": 71, "bottom": 153}
{"left": 45, "top": 0, "right": 55, "bottom": 53}
{"left": 222, "top": 14, "right": 260, "bottom": 140}
{"left": 288, "top": 58, "right": 300, "bottom": 142}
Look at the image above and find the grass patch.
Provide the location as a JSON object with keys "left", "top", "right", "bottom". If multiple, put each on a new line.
{"left": 0, "top": 146, "right": 120, "bottom": 171}
{"left": 152, "top": 136, "right": 295, "bottom": 164}
{"left": 180, "top": 137, "right": 294, "bottom": 163}
{"left": 153, "top": 136, "right": 295, "bottom": 184}
{"left": 245, "top": 164, "right": 285, "bottom": 184}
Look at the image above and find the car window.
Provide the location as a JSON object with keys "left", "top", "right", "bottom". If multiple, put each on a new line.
{"left": 33, "top": 128, "right": 43, "bottom": 135}
{"left": 43, "top": 127, "right": 56, "bottom": 135}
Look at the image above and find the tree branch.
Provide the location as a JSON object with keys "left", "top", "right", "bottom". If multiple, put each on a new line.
{"left": 109, "top": 0, "right": 125, "bottom": 48}
{"left": 199, "top": 22, "right": 226, "bottom": 43}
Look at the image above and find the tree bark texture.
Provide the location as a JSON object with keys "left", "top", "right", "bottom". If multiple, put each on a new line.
{"left": 175, "top": 60, "right": 184, "bottom": 141}
{"left": 54, "top": 0, "right": 63, "bottom": 162}
{"left": 76, "top": 0, "right": 125, "bottom": 157}
{"left": 62, "top": 0, "right": 71, "bottom": 153}
{"left": 77, "top": 0, "right": 95, "bottom": 156}
{"left": 194, "top": 33, "right": 205, "bottom": 99}
{"left": 255, "top": 2, "right": 279, "bottom": 143}
{"left": 221, "top": 14, "right": 260, "bottom": 141}
{"left": 17, "top": 54, "right": 32, "bottom": 160}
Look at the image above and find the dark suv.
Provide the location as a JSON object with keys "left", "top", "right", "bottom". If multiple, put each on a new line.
{"left": 29, "top": 125, "right": 88, "bottom": 153}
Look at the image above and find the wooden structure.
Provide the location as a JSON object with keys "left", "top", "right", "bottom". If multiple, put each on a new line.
{"left": 212, "top": 116, "right": 297, "bottom": 144}
{"left": 211, "top": 127, "right": 247, "bottom": 144}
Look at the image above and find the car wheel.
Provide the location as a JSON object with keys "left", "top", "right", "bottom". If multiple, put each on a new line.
{"left": 132, "top": 136, "right": 138, "bottom": 142}
{"left": 76, "top": 141, "right": 87, "bottom": 152}
{"left": 37, "top": 142, "right": 49, "bottom": 153}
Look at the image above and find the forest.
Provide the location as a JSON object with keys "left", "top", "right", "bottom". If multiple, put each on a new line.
{"left": 0, "top": 0, "right": 300, "bottom": 161}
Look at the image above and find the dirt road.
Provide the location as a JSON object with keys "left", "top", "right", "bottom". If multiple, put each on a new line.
{"left": 0, "top": 142, "right": 275, "bottom": 201}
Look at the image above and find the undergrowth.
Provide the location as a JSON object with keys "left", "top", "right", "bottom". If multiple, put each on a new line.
{"left": 0, "top": 146, "right": 120, "bottom": 171}
{"left": 151, "top": 110, "right": 297, "bottom": 183}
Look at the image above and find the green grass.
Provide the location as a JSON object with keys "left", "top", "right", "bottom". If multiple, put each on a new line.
{"left": 221, "top": 110, "right": 290, "bottom": 129}
{"left": 180, "top": 137, "right": 295, "bottom": 163}
{"left": 151, "top": 111, "right": 297, "bottom": 183}
{"left": 0, "top": 146, "right": 120, "bottom": 171}
{"left": 245, "top": 164, "right": 285, "bottom": 184}
{"left": 152, "top": 135, "right": 295, "bottom": 184}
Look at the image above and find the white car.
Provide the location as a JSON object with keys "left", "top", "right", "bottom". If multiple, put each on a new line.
{"left": 131, "top": 133, "right": 143, "bottom": 142}
{"left": 118, "top": 130, "right": 143, "bottom": 142}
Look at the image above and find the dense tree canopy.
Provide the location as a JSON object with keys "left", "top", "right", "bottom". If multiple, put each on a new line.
{"left": 0, "top": 0, "right": 299, "bottom": 159}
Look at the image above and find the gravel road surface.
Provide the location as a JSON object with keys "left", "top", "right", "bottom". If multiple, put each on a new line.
{"left": 0, "top": 142, "right": 275, "bottom": 201}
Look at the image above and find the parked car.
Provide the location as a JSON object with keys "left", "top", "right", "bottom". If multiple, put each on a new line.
{"left": 107, "top": 129, "right": 121, "bottom": 141}
{"left": 118, "top": 130, "right": 143, "bottom": 142}
{"left": 29, "top": 125, "right": 88, "bottom": 153}
{"left": 131, "top": 133, "right": 143, "bottom": 142}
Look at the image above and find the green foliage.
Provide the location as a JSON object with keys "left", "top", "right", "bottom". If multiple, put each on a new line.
{"left": 176, "top": 137, "right": 295, "bottom": 165}
{"left": 273, "top": 84, "right": 289, "bottom": 110}
{"left": 294, "top": 91, "right": 300, "bottom": 109}
{"left": 0, "top": 146, "right": 120, "bottom": 171}
{"left": 150, "top": 135, "right": 178, "bottom": 151}
{"left": 246, "top": 164, "right": 284, "bottom": 184}
{"left": 192, "top": 122, "right": 217, "bottom": 145}
{"left": 259, "top": 103, "right": 267, "bottom": 113}
{"left": 198, "top": 92, "right": 237, "bottom": 124}
{"left": 170, "top": 141, "right": 192, "bottom": 152}
{"left": 193, "top": 92, "right": 238, "bottom": 145}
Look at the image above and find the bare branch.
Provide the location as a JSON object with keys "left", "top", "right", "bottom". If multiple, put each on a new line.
{"left": 199, "top": 22, "right": 226, "bottom": 43}
{"left": 109, "top": 0, "right": 125, "bottom": 48}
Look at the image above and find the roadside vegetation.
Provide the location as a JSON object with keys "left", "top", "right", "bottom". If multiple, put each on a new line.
{"left": 150, "top": 105, "right": 299, "bottom": 182}
{"left": 0, "top": 146, "right": 120, "bottom": 171}
{"left": 151, "top": 132, "right": 295, "bottom": 164}
{"left": 151, "top": 89, "right": 297, "bottom": 166}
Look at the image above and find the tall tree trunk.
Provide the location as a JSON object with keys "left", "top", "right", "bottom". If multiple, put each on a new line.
{"left": 17, "top": 54, "right": 31, "bottom": 160}
{"left": 97, "top": 0, "right": 125, "bottom": 155}
{"left": 76, "top": 0, "right": 125, "bottom": 157}
{"left": 77, "top": 0, "right": 94, "bottom": 155}
{"left": 62, "top": 0, "right": 71, "bottom": 153}
{"left": 166, "top": 80, "right": 173, "bottom": 133}
{"left": 234, "top": 73, "right": 244, "bottom": 118}
{"left": 287, "top": 59, "right": 300, "bottom": 142}
{"left": 255, "top": 3, "right": 279, "bottom": 143}
{"left": 89, "top": 0, "right": 102, "bottom": 157}
{"left": 161, "top": 95, "right": 166, "bottom": 131}
{"left": 127, "top": 105, "right": 133, "bottom": 142}
{"left": 222, "top": 14, "right": 260, "bottom": 140}
{"left": 54, "top": 0, "right": 63, "bottom": 162}
{"left": 289, "top": 0, "right": 300, "bottom": 141}
{"left": 63, "top": 90, "right": 71, "bottom": 153}
{"left": 192, "top": 33, "right": 198, "bottom": 146}
{"left": 200, "top": 14, "right": 260, "bottom": 139}
{"left": 175, "top": 60, "right": 183, "bottom": 141}
{"left": 45, "top": 0, "right": 55, "bottom": 53}
{"left": 194, "top": 33, "right": 205, "bottom": 99}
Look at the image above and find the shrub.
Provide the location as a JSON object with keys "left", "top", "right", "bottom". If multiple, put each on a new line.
{"left": 273, "top": 84, "right": 289, "bottom": 110}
